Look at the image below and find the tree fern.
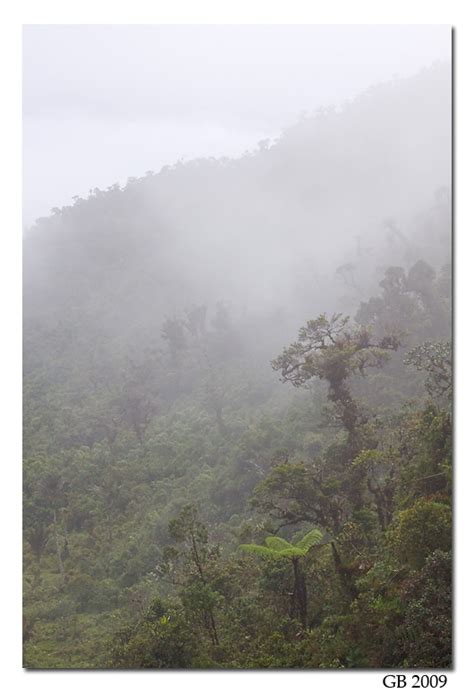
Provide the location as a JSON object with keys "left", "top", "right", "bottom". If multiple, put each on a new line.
{"left": 240, "top": 528, "right": 324, "bottom": 559}
{"left": 239, "top": 528, "right": 325, "bottom": 629}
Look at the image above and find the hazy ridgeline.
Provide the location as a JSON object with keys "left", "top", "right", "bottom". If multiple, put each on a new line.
{"left": 24, "top": 63, "right": 450, "bottom": 344}
{"left": 23, "top": 64, "right": 452, "bottom": 669}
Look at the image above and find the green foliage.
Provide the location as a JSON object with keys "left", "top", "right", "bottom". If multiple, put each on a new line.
{"left": 23, "top": 85, "right": 451, "bottom": 668}
{"left": 295, "top": 528, "right": 325, "bottom": 552}
{"left": 110, "top": 599, "right": 197, "bottom": 668}
{"left": 271, "top": 313, "right": 400, "bottom": 459}
{"left": 395, "top": 550, "right": 451, "bottom": 667}
{"left": 388, "top": 499, "right": 451, "bottom": 570}
{"left": 23, "top": 294, "right": 452, "bottom": 667}
{"left": 240, "top": 528, "right": 324, "bottom": 560}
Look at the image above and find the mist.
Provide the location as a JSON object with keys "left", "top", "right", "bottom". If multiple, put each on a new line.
{"left": 23, "top": 25, "right": 450, "bottom": 226}
{"left": 23, "top": 25, "right": 452, "bottom": 671}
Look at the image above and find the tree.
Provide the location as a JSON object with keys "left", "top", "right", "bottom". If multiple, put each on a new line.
{"left": 240, "top": 529, "right": 324, "bottom": 629}
{"left": 356, "top": 261, "right": 449, "bottom": 343}
{"left": 111, "top": 598, "right": 196, "bottom": 668}
{"left": 24, "top": 522, "right": 50, "bottom": 588}
{"left": 36, "top": 472, "right": 68, "bottom": 585}
{"left": 251, "top": 462, "right": 346, "bottom": 533}
{"left": 356, "top": 266, "right": 420, "bottom": 338}
{"left": 404, "top": 341, "right": 452, "bottom": 401}
{"left": 271, "top": 313, "right": 400, "bottom": 457}
{"left": 394, "top": 550, "right": 451, "bottom": 667}
{"left": 388, "top": 498, "right": 451, "bottom": 570}
{"left": 166, "top": 505, "right": 220, "bottom": 646}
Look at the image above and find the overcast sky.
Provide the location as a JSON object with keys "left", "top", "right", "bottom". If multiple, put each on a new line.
{"left": 23, "top": 24, "right": 451, "bottom": 227}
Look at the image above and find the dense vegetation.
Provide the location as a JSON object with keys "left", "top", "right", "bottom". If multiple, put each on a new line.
{"left": 23, "top": 65, "right": 451, "bottom": 669}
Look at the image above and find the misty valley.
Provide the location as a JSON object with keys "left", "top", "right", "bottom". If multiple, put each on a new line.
{"left": 23, "top": 63, "right": 452, "bottom": 669}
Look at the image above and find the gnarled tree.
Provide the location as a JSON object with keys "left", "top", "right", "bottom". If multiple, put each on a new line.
{"left": 271, "top": 313, "right": 400, "bottom": 458}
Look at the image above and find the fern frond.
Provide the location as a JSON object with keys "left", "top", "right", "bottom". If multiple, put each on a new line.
{"left": 295, "top": 528, "right": 324, "bottom": 553}
{"left": 265, "top": 536, "right": 294, "bottom": 551}
{"left": 239, "top": 544, "right": 282, "bottom": 559}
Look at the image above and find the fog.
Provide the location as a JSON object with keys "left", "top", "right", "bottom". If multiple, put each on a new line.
{"left": 23, "top": 27, "right": 451, "bottom": 350}
{"left": 23, "top": 26, "right": 453, "bottom": 669}
{"left": 23, "top": 25, "right": 450, "bottom": 227}
{"left": 22, "top": 24, "right": 453, "bottom": 493}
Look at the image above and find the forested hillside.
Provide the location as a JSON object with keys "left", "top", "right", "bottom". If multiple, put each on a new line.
{"left": 23, "top": 64, "right": 452, "bottom": 669}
